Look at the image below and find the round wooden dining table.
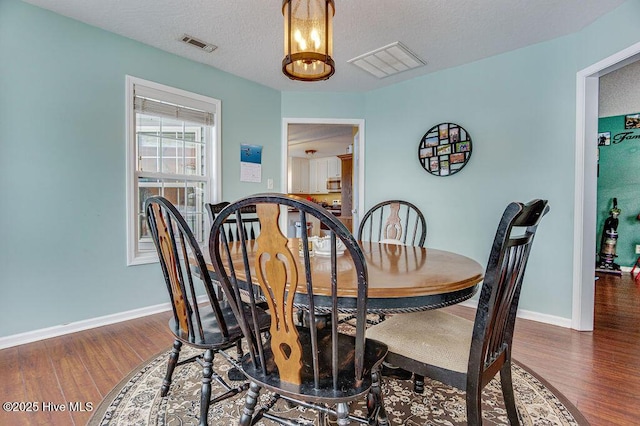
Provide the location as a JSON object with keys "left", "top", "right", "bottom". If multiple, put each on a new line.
{"left": 205, "top": 239, "right": 484, "bottom": 314}
{"left": 355, "top": 240, "right": 483, "bottom": 312}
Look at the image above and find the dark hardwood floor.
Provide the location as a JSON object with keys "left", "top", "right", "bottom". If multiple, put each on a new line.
{"left": 0, "top": 313, "right": 174, "bottom": 425}
{"left": 0, "top": 272, "right": 637, "bottom": 425}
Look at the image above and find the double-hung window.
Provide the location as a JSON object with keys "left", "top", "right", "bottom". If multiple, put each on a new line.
{"left": 126, "top": 76, "right": 220, "bottom": 265}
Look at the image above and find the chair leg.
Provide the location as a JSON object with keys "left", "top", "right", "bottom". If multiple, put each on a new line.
{"left": 336, "top": 402, "right": 350, "bottom": 426}
{"left": 413, "top": 374, "right": 424, "bottom": 394}
{"left": 199, "top": 348, "right": 214, "bottom": 426}
{"left": 161, "top": 340, "right": 182, "bottom": 397}
{"left": 500, "top": 361, "right": 520, "bottom": 425}
{"left": 227, "top": 340, "right": 246, "bottom": 382}
{"left": 239, "top": 381, "right": 261, "bottom": 426}
{"left": 318, "top": 410, "right": 328, "bottom": 425}
{"left": 465, "top": 387, "right": 483, "bottom": 426}
{"left": 368, "top": 366, "right": 389, "bottom": 426}
{"left": 236, "top": 340, "right": 244, "bottom": 360}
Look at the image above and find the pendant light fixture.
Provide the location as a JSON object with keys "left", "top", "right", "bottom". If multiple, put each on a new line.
{"left": 282, "top": 0, "right": 335, "bottom": 81}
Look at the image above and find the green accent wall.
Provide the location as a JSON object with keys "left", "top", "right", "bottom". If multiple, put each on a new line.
{"left": 597, "top": 114, "right": 640, "bottom": 267}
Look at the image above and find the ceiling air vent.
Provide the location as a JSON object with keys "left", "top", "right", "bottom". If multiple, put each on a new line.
{"left": 180, "top": 34, "right": 217, "bottom": 53}
{"left": 348, "top": 42, "right": 425, "bottom": 79}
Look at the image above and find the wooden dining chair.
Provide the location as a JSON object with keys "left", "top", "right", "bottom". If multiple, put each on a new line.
{"left": 209, "top": 193, "right": 389, "bottom": 426}
{"left": 207, "top": 201, "right": 267, "bottom": 311}
{"left": 357, "top": 200, "right": 427, "bottom": 247}
{"left": 366, "top": 199, "right": 549, "bottom": 425}
{"left": 354, "top": 200, "right": 426, "bottom": 330}
{"left": 145, "top": 196, "right": 271, "bottom": 426}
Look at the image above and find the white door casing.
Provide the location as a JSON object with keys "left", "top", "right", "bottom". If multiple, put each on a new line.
{"left": 281, "top": 117, "right": 365, "bottom": 233}
{"left": 573, "top": 41, "right": 640, "bottom": 331}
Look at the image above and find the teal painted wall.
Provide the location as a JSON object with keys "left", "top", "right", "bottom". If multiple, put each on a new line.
{"left": 282, "top": 0, "right": 640, "bottom": 320}
{"left": 281, "top": 92, "right": 365, "bottom": 118}
{"left": 597, "top": 115, "right": 640, "bottom": 267}
{"left": 3, "top": 0, "right": 640, "bottom": 338}
{"left": 0, "top": 0, "right": 281, "bottom": 337}
{"left": 572, "top": 1, "right": 640, "bottom": 71}
{"left": 364, "top": 37, "right": 577, "bottom": 318}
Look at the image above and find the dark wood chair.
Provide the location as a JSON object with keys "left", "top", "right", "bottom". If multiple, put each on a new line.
{"left": 357, "top": 200, "right": 426, "bottom": 247}
{"left": 353, "top": 200, "right": 426, "bottom": 330}
{"left": 366, "top": 199, "right": 549, "bottom": 425}
{"left": 207, "top": 201, "right": 267, "bottom": 308}
{"left": 206, "top": 201, "right": 260, "bottom": 241}
{"left": 145, "top": 196, "right": 270, "bottom": 426}
{"left": 209, "top": 193, "right": 389, "bottom": 426}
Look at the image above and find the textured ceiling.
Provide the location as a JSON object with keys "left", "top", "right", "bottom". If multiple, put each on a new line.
{"left": 22, "top": 0, "right": 625, "bottom": 92}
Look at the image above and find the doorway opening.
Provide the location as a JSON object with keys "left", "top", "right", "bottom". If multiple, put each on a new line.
{"left": 281, "top": 118, "right": 365, "bottom": 236}
{"left": 573, "top": 41, "right": 640, "bottom": 330}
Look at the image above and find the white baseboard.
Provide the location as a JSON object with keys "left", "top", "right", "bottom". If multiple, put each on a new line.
{"left": 0, "top": 290, "right": 602, "bottom": 350}
{"left": 0, "top": 302, "right": 172, "bottom": 350}
{"left": 458, "top": 300, "right": 573, "bottom": 329}
{"left": 458, "top": 267, "right": 634, "bottom": 328}
{"left": 0, "top": 295, "right": 204, "bottom": 350}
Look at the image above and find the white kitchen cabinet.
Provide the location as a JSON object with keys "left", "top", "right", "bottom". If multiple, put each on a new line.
{"left": 309, "top": 157, "right": 329, "bottom": 194}
{"left": 288, "top": 156, "right": 309, "bottom": 194}
{"left": 327, "top": 156, "right": 341, "bottom": 178}
{"left": 307, "top": 156, "right": 341, "bottom": 194}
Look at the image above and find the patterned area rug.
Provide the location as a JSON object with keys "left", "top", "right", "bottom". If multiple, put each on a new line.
{"left": 89, "top": 346, "right": 588, "bottom": 425}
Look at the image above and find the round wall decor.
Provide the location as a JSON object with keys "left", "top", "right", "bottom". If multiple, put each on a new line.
{"left": 418, "top": 122, "right": 472, "bottom": 176}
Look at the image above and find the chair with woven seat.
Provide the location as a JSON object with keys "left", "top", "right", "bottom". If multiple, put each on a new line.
{"left": 357, "top": 200, "right": 426, "bottom": 247}
{"left": 209, "top": 193, "right": 389, "bottom": 426}
{"left": 366, "top": 199, "right": 549, "bottom": 425}
{"left": 145, "top": 196, "right": 271, "bottom": 426}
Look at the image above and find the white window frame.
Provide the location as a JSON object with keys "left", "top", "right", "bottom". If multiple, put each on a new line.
{"left": 125, "top": 75, "right": 221, "bottom": 265}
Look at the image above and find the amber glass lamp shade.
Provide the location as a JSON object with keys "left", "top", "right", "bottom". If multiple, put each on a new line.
{"left": 282, "top": 0, "right": 335, "bottom": 81}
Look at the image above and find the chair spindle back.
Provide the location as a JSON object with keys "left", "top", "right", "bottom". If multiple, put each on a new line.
{"left": 146, "top": 196, "right": 229, "bottom": 345}
{"left": 358, "top": 200, "right": 427, "bottom": 247}
{"left": 206, "top": 202, "right": 260, "bottom": 242}
{"left": 470, "top": 199, "right": 549, "bottom": 383}
{"left": 210, "top": 194, "right": 370, "bottom": 392}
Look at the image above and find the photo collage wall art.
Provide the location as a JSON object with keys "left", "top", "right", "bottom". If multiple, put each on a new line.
{"left": 418, "top": 122, "right": 472, "bottom": 176}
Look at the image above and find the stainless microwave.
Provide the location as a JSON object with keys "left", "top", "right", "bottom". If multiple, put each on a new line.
{"left": 326, "top": 177, "right": 341, "bottom": 192}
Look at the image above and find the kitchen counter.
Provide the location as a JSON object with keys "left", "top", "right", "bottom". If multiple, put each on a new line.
{"left": 287, "top": 205, "right": 342, "bottom": 234}
{"left": 288, "top": 204, "right": 341, "bottom": 216}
